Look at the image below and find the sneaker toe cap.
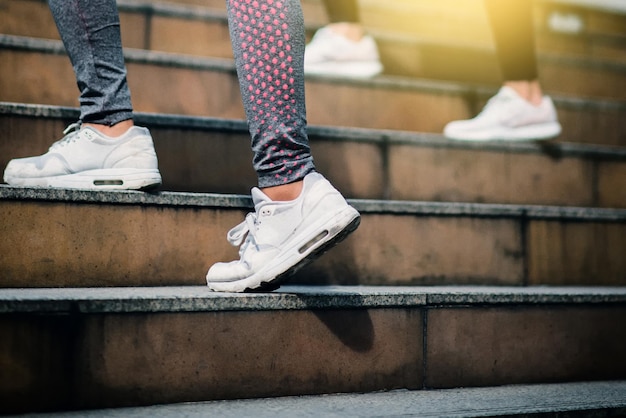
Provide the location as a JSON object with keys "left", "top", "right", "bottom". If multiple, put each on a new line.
{"left": 206, "top": 261, "right": 251, "bottom": 284}
{"left": 4, "top": 155, "right": 68, "bottom": 182}
{"left": 443, "top": 120, "right": 471, "bottom": 137}
{"left": 443, "top": 118, "right": 497, "bottom": 141}
{"left": 4, "top": 157, "right": 37, "bottom": 182}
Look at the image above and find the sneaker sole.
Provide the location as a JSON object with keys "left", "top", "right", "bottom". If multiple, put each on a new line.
{"left": 305, "top": 61, "right": 383, "bottom": 79}
{"left": 250, "top": 212, "right": 361, "bottom": 293}
{"left": 207, "top": 205, "right": 361, "bottom": 293}
{"left": 445, "top": 122, "right": 562, "bottom": 142}
{"left": 5, "top": 168, "right": 162, "bottom": 191}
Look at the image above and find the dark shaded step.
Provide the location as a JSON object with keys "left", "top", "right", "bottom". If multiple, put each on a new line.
{"left": 1, "top": 285, "right": 625, "bottom": 414}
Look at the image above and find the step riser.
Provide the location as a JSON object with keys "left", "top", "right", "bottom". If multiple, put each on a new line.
{"left": 0, "top": 199, "right": 241, "bottom": 287}
{"left": 1, "top": 197, "right": 625, "bottom": 287}
{"left": 0, "top": 49, "right": 246, "bottom": 119}
{"left": 384, "top": 144, "right": 622, "bottom": 208}
{"left": 0, "top": 0, "right": 59, "bottom": 41}
{"left": 425, "top": 306, "right": 626, "bottom": 387}
{"left": 2, "top": 304, "right": 625, "bottom": 413}
{"left": 2, "top": 113, "right": 625, "bottom": 208}
{"left": 1, "top": 308, "right": 422, "bottom": 413}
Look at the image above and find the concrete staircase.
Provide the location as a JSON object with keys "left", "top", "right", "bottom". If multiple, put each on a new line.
{"left": 1, "top": 0, "right": 625, "bottom": 415}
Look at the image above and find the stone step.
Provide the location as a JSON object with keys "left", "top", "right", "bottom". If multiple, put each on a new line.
{"left": 1, "top": 285, "right": 625, "bottom": 413}
{"left": 1, "top": 1, "right": 624, "bottom": 100}
{"left": 2, "top": 102, "right": 625, "bottom": 208}
{"left": 2, "top": 35, "right": 624, "bottom": 146}
{"left": 1, "top": 185, "right": 625, "bottom": 288}
{"left": 12, "top": 381, "right": 626, "bottom": 417}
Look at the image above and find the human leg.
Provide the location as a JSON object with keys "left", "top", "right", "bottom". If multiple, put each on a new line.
{"left": 228, "top": 0, "right": 314, "bottom": 190}
{"left": 443, "top": 0, "right": 561, "bottom": 141}
{"left": 3, "top": 0, "right": 161, "bottom": 189}
{"left": 485, "top": 0, "right": 545, "bottom": 105}
{"left": 50, "top": 0, "right": 133, "bottom": 126}
{"left": 206, "top": 0, "right": 360, "bottom": 292}
{"left": 486, "top": 0, "right": 538, "bottom": 85}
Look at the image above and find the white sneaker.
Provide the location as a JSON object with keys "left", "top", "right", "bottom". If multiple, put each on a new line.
{"left": 443, "top": 86, "right": 562, "bottom": 141}
{"left": 305, "top": 26, "right": 383, "bottom": 79}
{"left": 3, "top": 123, "right": 162, "bottom": 190}
{"left": 206, "top": 172, "right": 361, "bottom": 293}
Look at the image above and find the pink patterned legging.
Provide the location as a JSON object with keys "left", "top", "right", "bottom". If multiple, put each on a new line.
{"left": 227, "top": 0, "right": 315, "bottom": 187}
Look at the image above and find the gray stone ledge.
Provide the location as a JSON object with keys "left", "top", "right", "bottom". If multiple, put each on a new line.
{"left": 0, "top": 33, "right": 66, "bottom": 54}
{"left": 0, "top": 101, "right": 80, "bottom": 119}
{"left": 22, "top": 381, "right": 626, "bottom": 418}
{"left": 1, "top": 286, "right": 625, "bottom": 314}
{"left": 0, "top": 185, "right": 253, "bottom": 209}
{"left": 2, "top": 185, "right": 626, "bottom": 222}
{"left": 351, "top": 198, "right": 626, "bottom": 221}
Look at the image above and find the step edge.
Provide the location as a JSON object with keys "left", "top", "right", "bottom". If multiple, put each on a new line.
{"left": 1, "top": 285, "right": 625, "bottom": 314}
{"left": 73, "top": 381, "right": 626, "bottom": 418}
{"left": 2, "top": 185, "right": 626, "bottom": 222}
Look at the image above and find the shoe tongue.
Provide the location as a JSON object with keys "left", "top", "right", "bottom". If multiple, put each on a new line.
{"left": 251, "top": 187, "right": 272, "bottom": 208}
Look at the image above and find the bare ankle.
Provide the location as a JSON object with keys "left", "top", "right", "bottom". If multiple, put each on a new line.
{"left": 327, "top": 22, "right": 366, "bottom": 42}
{"left": 504, "top": 80, "right": 543, "bottom": 106}
{"left": 261, "top": 180, "right": 304, "bottom": 201}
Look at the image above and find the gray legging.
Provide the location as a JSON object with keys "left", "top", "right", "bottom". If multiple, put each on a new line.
{"left": 48, "top": 0, "right": 315, "bottom": 188}
{"left": 322, "top": 0, "right": 538, "bottom": 81}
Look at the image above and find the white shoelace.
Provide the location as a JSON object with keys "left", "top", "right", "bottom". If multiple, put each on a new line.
{"left": 227, "top": 212, "right": 260, "bottom": 257}
{"left": 49, "top": 122, "right": 82, "bottom": 150}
